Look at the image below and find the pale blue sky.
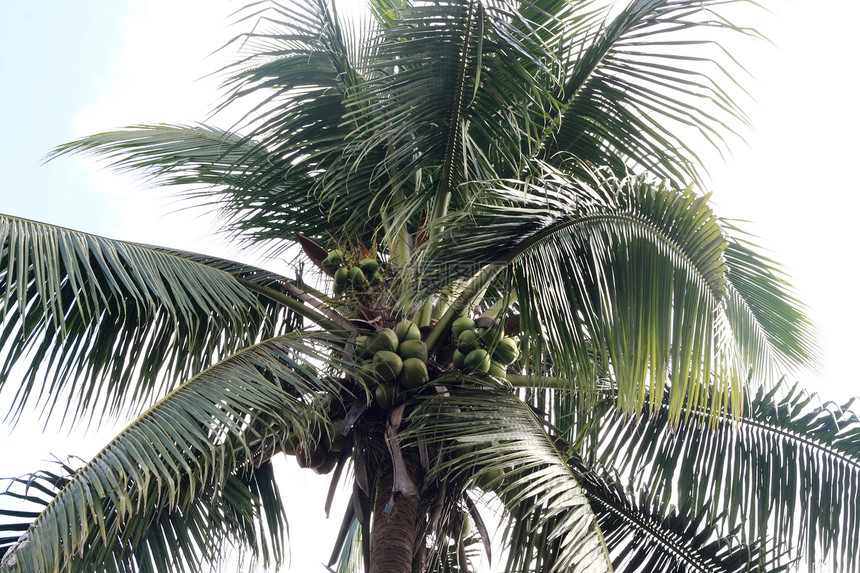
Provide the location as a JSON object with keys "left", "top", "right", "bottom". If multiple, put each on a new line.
{"left": 1, "top": 1, "right": 859, "bottom": 571}
{"left": 1, "top": 2, "right": 127, "bottom": 230}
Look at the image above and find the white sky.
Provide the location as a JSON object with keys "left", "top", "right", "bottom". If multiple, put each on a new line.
{"left": 1, "top": 0, "right": 859, "bottom": 571}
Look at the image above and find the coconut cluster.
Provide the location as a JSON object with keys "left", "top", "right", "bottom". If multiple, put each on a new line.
{"left": 282, "top": 415, "right": 349, "bottom": 475}
{"left": 322, "top": 249, "right": 383, "bottom": 294}
{"left": 450, "top": 317, "right": 518, "bottom": 377}
{"left": 354, "top": 320, "right": 430, "bottom": 409}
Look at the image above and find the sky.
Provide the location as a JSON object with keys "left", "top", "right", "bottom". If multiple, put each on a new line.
{"left": 1, "top": 0, "right": 859, "bottom": 571}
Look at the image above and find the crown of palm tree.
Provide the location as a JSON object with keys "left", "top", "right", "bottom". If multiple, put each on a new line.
{"left": 1, "top": 1, "right": 853, "bottom": 573}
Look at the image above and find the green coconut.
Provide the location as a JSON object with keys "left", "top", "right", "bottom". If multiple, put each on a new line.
{"left": 463, "top": 348, "right": 491, "bottom": 373}
{"left": 475, "top": 466, "right": 504, "bottom": 490}
{"left": 333, "top": 266, "right": 349, "bottom": 293}
{"left": 368, "top": 270, "right": 384, "bottom": 285}
{"left": 359, "top": 257, "right": 378, "bottom": 274}
{"left": 457, "top": 329, "right": 481, "bottom": 353}
{"left": 452, "top": 349, "right": 466, "bottom": 370}
{"left": 492, "top": 337, "right": 519, "bottom": 365}
{"left": 488, "top": 361, "right": 507, "bottom": 378}
{"left": 348, "top": 266, "right": 367, "bottom": 287}
{"left": 451, "top": 316, "right": 477, "bottom": 338}
{"left": 399, "top": 358, "right": 429, "bottom": 389}
{"left": 462, "top": 515, "right": 474, "bottom": 537}
{"left": 374, "top": 382, "right": 399, "bottom": 409}
{"left": 397, "top": 339, "right": 428, "bottom": 362}
{"left": 373, "top": 350, "right": 403, "bottom": 381}
{"left": 394, "top": 320, "right": 421, "bottom": 342}
{"left": 328, "top": 249, "right": 344, "bottom": 266}
{"left": 451, "top": 443, "right": 479, "bottom": 461}
{"left": 478, "top": 327, "right": 504, "bottom": 348}
{"left": 354, "top": 335, "right": 372, "bottom": 359}
{"left": 321, "top": 255, "right": 339, "bottom": 271}
{"left": 367, "top": 328, "right": 399, "bottom": 354}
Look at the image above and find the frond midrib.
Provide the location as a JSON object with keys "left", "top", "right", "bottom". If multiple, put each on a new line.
{"left": 435, "top": 0, "right": 480, "bottom": 221}
{"left": 587, "top": 489, "right": 715, "bottom": 573}
{"left": 501, "top": 210, "right": 723, "bottom": 302}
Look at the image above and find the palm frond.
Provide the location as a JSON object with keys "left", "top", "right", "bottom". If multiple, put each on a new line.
{"left": 1, "top": 458, "right": 286, "bottom": 573}
{"left": 406, "top": 382, "right": 613, "bottom": 573}
{"left": 418, "top": 168, "right": 798, "bottom": 420}
{"left": 48, "top": 123, "right": 339, "bottom": 253}
{"left": 0, "top": 332, "right": 356, "bottom": 573}
{"left": 721, "top": 225, "right": 819, "bottom": 380}
{"left": 0, "top": 214, "right": 301, "bottom": 426}
{"left": 578, "top": 471, "right": 786, "bottom": 573}
{"left": 340, "top": 0, "right": 590, "bottom": 234}
{"left": 540, "top": 0, "right": 752, "bottom": 186}
{"left": 216, "top": 0, "right": 386, "bottom": 244}
{"left": 541, "top": 0, "right": 758, "bottom": 186}
{"left": 572, "top": 379, "right": 860, "bottom": 573}
{"left": 340, "top": 0, "right": 489, "bottom": 229}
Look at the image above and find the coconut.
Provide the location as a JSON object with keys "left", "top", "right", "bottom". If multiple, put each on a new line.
{"left": 457, "top": 329, "right": 481, "bottom": 353}
{"left": 328, "top": 249, "right": 344, "bottom": 266}
{"left": 399, "top": 358, "right": 429, "bottom": 389}
{"left": 374, "top": 382, "right": 399, "bottom": 409}
{"left": 367, "top": 328, "right": 399, "bottom": 353}
{"left": 368, "top": 271, "right": 384, "bottom": 285}
{"left": 475, "top": 466, "right": 504, "bottom": 490}
{"left": 372, "top": 350, "right": 403, "bottom": 381}
{"left": 321, "top": 255, "right": 339, "bottom": 271}
{"left": 488, "top": 361, "right": 507, "bottom": 378}
{"left": 354, "top": 335, "right": 372, "bottom": 359}
{"left": 359, "top": 257, "right": 378, "bottom": 274}
{"left": 333, "top": 267, "right": 349, "bottom": 294}
{"left": 463, "top": 348, "right": 491, "bottom": 373}
{"left": 462, "top": 515, "right": 474, "bottom": 538}
{"left": 451, "top": 443, "right": 479, "bottom": 461}
{"left": 358, "top": 362, "right": 378, "bottom": 384}
{"left": 452, "top": 349, "right": 466, "bottom": 370}
{"left": 329, "top": 420, "right": 349, "bottom": 452}
{"left": 295, "top": 442, "right": 326, "bottom": 469}
{"left": 314, "top": 450, "right": 340, "bottom": 474}
{"left": 397, "top": 339, "right": 428, "bottom": 362}
{"left": 394, "top": 320, "right": 421, "bottom": 342}
{"left": 348, "top": 266, "right": 367, "bottom": 287}
{"left": 478, "top": 327, "right": 504, "bottom": 348}
{"left": 282, "top": 431, "right": 300, "bottom": 456}
{"left": 492, "top": 337, "right": 519, "bottom": 365}
{"left": 451, "top": 316, "right": 477, "bottom": 338}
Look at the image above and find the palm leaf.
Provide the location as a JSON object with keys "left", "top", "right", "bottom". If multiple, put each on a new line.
{"left": 0, "top": 332, "right": 355, "bottom": 573}
{"left": 339, "top": 0, "right": 488, "bottom": 230}
{"left": 571, "top": 379, "right": 860, "bottom": 572}
{"left": 0, "top": 214, "right": 301, "bottom": 426}
{"left": 721, "top": 225, "right": 819, "bottom": 380}
{"left": 417, "top": 168, "right": 776, "bottom": 420}
{"left": 1, "top": 458, "right": 286, "bottom": 573}
{"left": 406, "top": 382, "right": 613, "bottom": 573}
{"left": 337, "top": 0, "right": 591, "bottom": 237}
{"left": 217, "top": 0, "right": 387, "bottom": 243}
{"left": 49, "top": 123, "right": 339, "bottom": 252}
{"left": 578, "top": 470, "right": 786, "bottom": 573}
{"left": 541, "top": 0, "right": 757, "bottom": 186}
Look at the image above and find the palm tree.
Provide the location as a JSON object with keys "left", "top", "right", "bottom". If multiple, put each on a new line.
{"left": 1, "top": 1, "right": 857, "bottom": 572}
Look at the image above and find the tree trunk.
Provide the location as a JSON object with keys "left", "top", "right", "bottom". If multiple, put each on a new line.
{"left": 368, "top": 459, "right": 419, "bottom": 573}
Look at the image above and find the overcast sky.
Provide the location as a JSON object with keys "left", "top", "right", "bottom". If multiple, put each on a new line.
{"left": 1, "top": 1, "right": 859, "bottom": 571}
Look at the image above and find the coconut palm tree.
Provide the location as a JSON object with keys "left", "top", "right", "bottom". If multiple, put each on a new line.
{"left": 1, "top": 1, "right": 857, "bottom": 572}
